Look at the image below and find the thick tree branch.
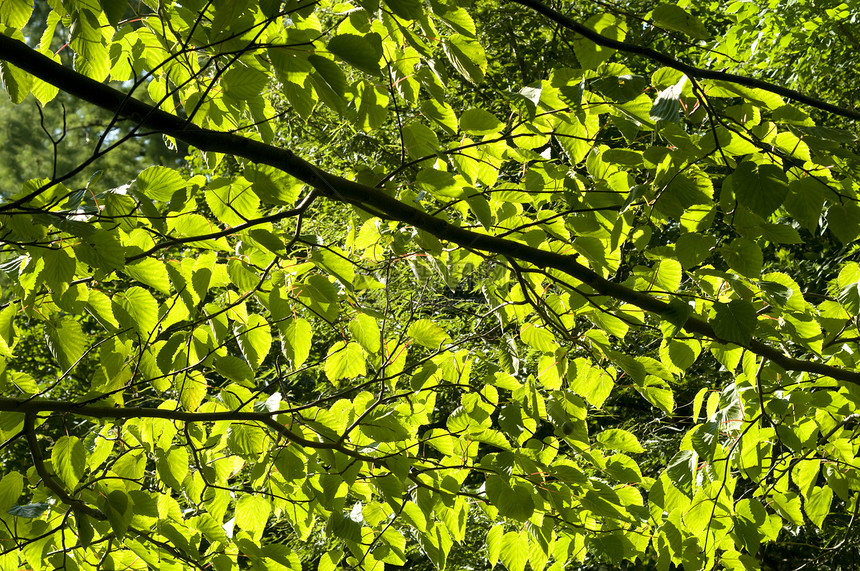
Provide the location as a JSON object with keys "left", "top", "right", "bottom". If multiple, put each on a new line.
{"left": 3, "top": 398, "right": 381, "bottom": 462}
{"left": 509, "top": 0, "right": 860, "bottom": 121}
{"left": 23, "top": 412, "right": 106, "bottom": 520}
{"left": 0, "top": 35, "right": 858, "bottom": 383}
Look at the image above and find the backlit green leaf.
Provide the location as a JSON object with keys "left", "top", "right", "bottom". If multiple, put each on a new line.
{"left": 325, "top": 341, "right": 367, "bottom": 383}
{"left": 596, "top": 428, "right": 644, "bottom": 453}
{"left": 444, "top": 34, "right": 487, "bottom": 84}
{"left": 51, "top": 436, "right": 86, "bottom": 489}
{"left": 135, "top": 166, "right": 186, "bottom": 202}
{"left": 280, "top": 317, "right": 312, "bottom": 368}
{"left": 45, "top": 316, "right": 87, "bottom": 372}
{"left": 235, "top": 314, "right": 272, "bottom": 370}
{"left": 459, "top": 108, "right": 503, "bottom": 135}
{"left": 407, "top": 319, "right": 449, "bottom": 348}
{"left": 235, "top": 495, "right": 272, "bottom": 537}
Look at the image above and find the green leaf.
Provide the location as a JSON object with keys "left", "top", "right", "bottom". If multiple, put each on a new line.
{"left": 76, "top": 229, "right": 126, "bottom": 272}
{"left": 402, "top": 123, "right": 440, "bottom": 159}
{"left": 51, "top": 436, "right": 87, "bottom": 490}
{"left": 8, "top": 503, "right": 50, "bottom": 518}
{"left": 485, "top": 476, "right": 535, "bottom": 521}
{"left": 156, "top": 447, "right": 189, "bottom": 491}
{"left": 499, "top": 531, "right": 529, "bottom": 571}
{"left": 420, "top": 100, "right": 459, "bottom": 135}
{"left": 430, "top": 0, "right": 476, "bottom": 36}
{"left": 721, "top": 237, "right": 762, "bottom": 278}
{"left": 0, "top": 0, "right": 33, "bottom": 28}
{"left": 206, "top": 178, "right": 261, "bottom": 227}
{"left": 827, "top": 203, "right": 860, "bottom": 244}
{"left": 166, "top": 213, "right": 231, "bottom": 251}
{"left": 660, "top": 298, "right": 692, "bottom": 337}
{"left": 733, "top": 161, "right": 789, "bottom": 218}
{"left": 280, "top": 317, "right": 312, "bottom": 368}
{"left": 235, "top": 495, "right": 272, "bottom": 537}
{"left": 114, "top": 286, "right": 158, "bottom": 336}
{"left": 349, "top": 313, "right": 381, "bottom": 354}
{"left": 0, "top": 472, "right": 23, "bottom": 511}
{"left": 227, "top": 422, "right": 266, "bottom": 456}
{"left": 592, "top": 74, "right": 648, "bottom": 103}
{"left": 459, "top": 108, "right": 503, "bottom": 135}
{"left": 214, "top": 355, "right": 254, "bottom": 384}
{"left": 102, "top": 489, "right": 132, "bottom": 538}
{"left": 759, "top": 223, "right": 801, "bottom": 244}
{"left": 40, "top": 247, "right": 76, "bottom": 292}
{"left": 327, "top": 33, "right": 382, "bottom": 75}
{"left": 711, "top": 300, "right": 757, "bottom": 346}
{"left": 383, "top": 0, "right": 424, "bottom": 20}
{"left": 246, "top": 164, "right": 303, "bottom": 205}
{"left": 676, "top": 233, "right": 715, "bottom": 270}
{"left": 235, "top": 314, "right": 272, "bottom": 370}
{"left": 520, "top": 323, "right": 556, "bottom": 353}
{"left": 486, "top": 525, "right": 504, "bottom": 567}
{"left": 772, "top": 492, "right": 804, "bottom": 526}
{"left": 99, "top": 0, "right": 126, "bottom": 27}
{"left": 596, "top": 428, "right": 644, "bottom": 453}
{"left": 417, "top": 522, "right": 453, "bottom": 571}
{"left": 359, "top": 408, "right": 410, "bottom": 442}
{"left": 0, "top": 58, "right": 32, "bottom": 104}
{"left": 805, "top": 486, "right": 832, "bottom": 529}
{"left": 641, "top": 380, "right": 675, "bottom": 415}
{"left": 407, "top": 319, "right": 450, "bottom": 348}
{"left": 124, "top": 258, "right": 171, "bottom": 294}
{"left": 602, "top": 148, "right": 643, "bottom": 166}
{"left": 651, "top": 78, "right": 685, "bottom": 122}
{"left": 222, "top": 66, "right": 268, "bottom": 101}
{"left": 324, "top": 341, "right": 367, "bottom": 383}
{"left": 444, "top": 34, "right": 487, "bottom": 84}
{"left": 691, "top": 421, "right": 719, "bottom": 459}
{"left": 660, "top": 338, "right": 701, "bottom": 371}
{"left": 45, "top": 316, "right": 87, "bottom": 371}
{"left": 135, "top": 166, "right": 186, "bottom": 202}
{"left": 759, "top": 280, "right": 793, "bottom": 306}
{"left": 297, "top": 275, "right": 340, "bottom": 322}
{"left": 309, "top": 54, "right": 347, "bottom": 106}
{"left": 666, "top": 450, "right": 696, "bottom": 490}
{"left": 175, "top": 370, "right": 207, "bottom": 411}
{"left": 651, "top": 258, "right": 682, "bottom": 291}
{"left": 652, "top": 4, "right": 709, "bottom": 40}
{"left": 573, "top": 13, "right": 626, "bottom": 69}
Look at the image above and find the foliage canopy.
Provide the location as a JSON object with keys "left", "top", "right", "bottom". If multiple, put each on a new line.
{"left": 0, "top": 0, "right": 859, "bottom": 569}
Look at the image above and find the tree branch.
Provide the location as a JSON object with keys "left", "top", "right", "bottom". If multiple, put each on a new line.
{"left": 0, "top": 35, "right": 858, "bottom": 384}
{"left": 23, "top": 412, "right": 106, "bottom": 520}
{"left": 4, "top": 398, "right": 382, "bottom": 463}
{"left": 508, "top": 0, "right": 860, "bottom": 121}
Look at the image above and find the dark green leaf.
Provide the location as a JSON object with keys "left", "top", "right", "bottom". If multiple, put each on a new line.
{"left": 711, "top": 300, "right": 757, "bottom": 345}
{"left": 721, "top": 237, "right": 762, "bottom": 278}
{"left": 652, "top": 4, "right": 709, "bottom": 40}
{"left": 327, "top": 33, "right": 382, "bottom": 75}
{"left": 733, "top": 161, "right": 789, "bottom": 218}
{"left": 8, "top": 503, "right": 50, "bottom": 518}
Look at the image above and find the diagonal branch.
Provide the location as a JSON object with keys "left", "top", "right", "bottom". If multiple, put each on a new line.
{"left": 0, "top": 35, "right": 858, "bottom": 384}
{"left": 23, "top": 412, "right": 106, "bottom": 520}
{"left": 508, "top": 0, "right": 860, "bottom": 121}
